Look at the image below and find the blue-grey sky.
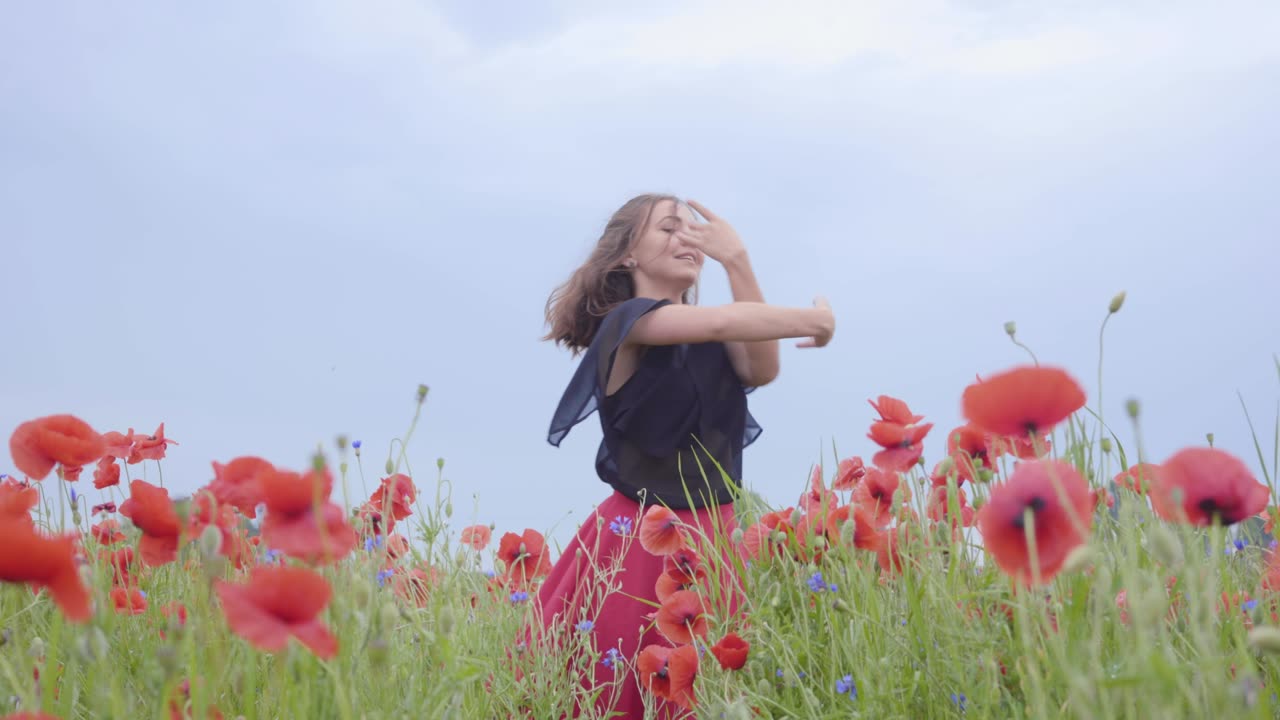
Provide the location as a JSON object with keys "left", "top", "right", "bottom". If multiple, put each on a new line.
{"left": 4, "top": 1, "right": 1278, "bottom": 551}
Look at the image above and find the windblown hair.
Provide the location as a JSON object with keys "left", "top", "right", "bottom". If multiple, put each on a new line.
{"left": 543, "top": 193, "right": 698, "bottom": 355}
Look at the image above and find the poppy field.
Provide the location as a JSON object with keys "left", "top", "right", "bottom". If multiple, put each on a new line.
{"left": 3, "top": 296, "right": 1280, "bottom": 719}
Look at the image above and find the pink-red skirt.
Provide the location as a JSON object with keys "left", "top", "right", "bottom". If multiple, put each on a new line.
{"left": 530, "top": 490, "right": 744, "bottom": 719}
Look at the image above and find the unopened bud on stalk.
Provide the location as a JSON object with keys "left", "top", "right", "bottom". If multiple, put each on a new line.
{"left": 1004, "top": 321, "right": 1017, "bottom": 338}
{"left": 417, "top": 384, "right": 430, "bottom": 404}
{"left": 1100, "top": 438, "right": 1113, "bottom": 454}
{"left": 367, "top": 637, "right": 390, "bottom": 667}
{"left": 1125, "top": 398, "right": 1141, "bottom": 420}
{"left": 789, "top": 508, "right": 802, "bottom": 527}
{"left": 1061, "top": 545, "right": 1094, "bottom": 574}
{"left": 840, "top": 520, "right": 857, "bottom": 546}
{"left": 339, "top": 461, "right": 349, "bottom": 474}
{"left": 198, "top": 525, "right": 222, "bottom": 560}
{"left": 1206, "top": 433, "right": 1215, "bottom": 447}
{"left": 445, "top": 501, "right": 453, "bottom": 518}
{"left": 385, "top": 458, "right": 395, "bottom": 475}
{"left": 730, "top": 528, "right": 744, "bottom": 544}
{"left": 936, "top": 456, "right": 956, "bottom": 477}
{"left": 1247, "top": 626, "right": 1280, "bottom": 654}
{"left": 28, "top": 637, "right": 44, "bottom": 660}
{"left": 336, "top": 435, "right": 349, "bottom": 451}
{"left": 1108, "top": 291, "right": 1126, "bottom": 314}
{"left": 1147, "top": 525, "right": 1184, "bottom": 569}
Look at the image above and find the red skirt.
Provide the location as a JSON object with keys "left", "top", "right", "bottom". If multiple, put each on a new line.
{"left": 530, "top": 490, "right": 745, "bottom": 719}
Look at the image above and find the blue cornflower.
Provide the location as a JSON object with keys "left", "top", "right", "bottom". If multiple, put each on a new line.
{"left": 365, "top": 535, "right": 384, "bottom": 551}
{"left": 138, "top": 589, "right": 147, "bottom": 598}
{"left": 602, "top": 648, "right": 622, "bottom": 669}
{"left": 263, "top": 548, "right": 282, "bottom": 563}
{"left": 1244, "top": 599, "right": 1259, "bottom": 612}
{"left": 510, "top": 591, "right": 529, "bottom": 604}
{"left": 376, "top": 568, "right": 395, "bottom": 587}
{"left": 576, "top": 620, "right": 594, "bottom": 632}
{"left": 352, "top": 440, "right": 362, "bottom": 449}
{"left": 951, "top": 692, "right": 968, "bottom": 713}
{"left": 807, "top": 571, "right": 827, "bottom": 592}
{"left": 835, "top": 674, "right": 857, "bottom": 699}
{"left": 1236, "top": 538, "right": 1248, "bottom": 551}
{"left": 483, "top": 569, "right": 496, "bottom": 578}
{"left": 828, "top": 583, "right": 838, "bottom": 592}
{"left": 0, "top": 473, "right": 8, "bottom": 480}
{"left": 69, "top": 487, "right": 78, "bottom": 504}
{"left": 609, "top": 515, "right": 633, "bottom": 535}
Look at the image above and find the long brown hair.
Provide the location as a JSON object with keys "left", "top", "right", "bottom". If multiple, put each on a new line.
{"left": 543, "top": 193, "right": 698, "bottom": 355}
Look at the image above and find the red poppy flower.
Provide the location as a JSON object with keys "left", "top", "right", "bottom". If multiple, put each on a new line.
{"left": 207, "top": 456, "right": 272, "bottom": 518}
{"left": 853, "top": 467, "right": 908, "bottom": 528}
{"left": 128, "top": 423, "right": 177, "bottom": 464}
{"left": 1113, "top": 463, "right": 1157, "bottom": 495}
{"left": 119, "top": 479, "right": 183, "bottom": 566}
{"left": 259, "top": 466, "right": 356, "bottom": 565}
{"left": 111, "top": 585, "right": 148, "bottom": 615}
{"left": 92, "top": 519, "right": 126, "bottom": 545}
{"left": 0, "top": 523, "right": 92, "bottom": 622}
{"left": 460, "top": 525, "right": 492, "bottom": 550}
{"left": 710, "top": 632, "right": 749, "bottom": 670}
{"left": 962, "top": 366, "right": 1086, "bottom": 440}
{"left": 637, "top": 643, "right": 698, "bottom": 709}
{"left": 832, "top": 456, "right": 866, "bottom": 491}
{"left": 656, "top": 565, "right": 706, "bottom": 602}
{"left": 868, "top": 395, "right": 924, "bottom": 425}
{"left": 1090, "top": 487, "right": 1115, "bottom": 512}
{"left": 392, "top": 565, "right": 441, "bottom": 608}
{"left": 656, "top": 589, "right": 709, "bottom": 644}
{"left": 823, "top": 503, "right": 881, "bottom": 551}
{"left": 214, "top": 565, "right": 338, "bottom": 658}
{"left": 946, "top": 424, "right": 992, "bottom": 483}
{"left": 799, "top": 467, "right": 839, "bottom": 516}
{"left": 927, "top": 485, "right": 975, "bottom": 529}
{"left": 103, "top": 546, "right": 137, "bottom": 587}
{"left": 101, "top": 429, "right": 135, "bottom": 459}
{"left": 91, "top": 457, "right": 120, "bottom": 490}
{"left": 374, "top": 473, "right": 416, "bottom": 523}
{"left": 867, "top": 421, "right": 933, "bottom": 472}
{"left": 1149, "top": 447, "right": 1270, "bottom": 526}
{"left": 496, "top": 528, "right": 552, "bottom": 586}
{"left": 976, "top": 459, "right": 1092, "bottom": 585}
{"left": 92, "top": 501, "right": 117, "bottom": 515}
{"left": 0, "top": 481, "right": 38, "bottom": 525}
{"left": 8, "top": 414, "right": 107, "bottom": 481}
{"left": 639, "top": 505, "right": 688, "bottom": 556}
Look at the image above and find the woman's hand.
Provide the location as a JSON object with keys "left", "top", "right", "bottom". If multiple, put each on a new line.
{"left": 797, "top": 296, "right": 835, "bottom": 348}
{"left": 675, "top": 199, "right": 747, "bottom": 265}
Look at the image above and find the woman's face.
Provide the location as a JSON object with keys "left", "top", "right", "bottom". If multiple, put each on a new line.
{"left": 628, "top": 199, "right": 704, "bottom": 290}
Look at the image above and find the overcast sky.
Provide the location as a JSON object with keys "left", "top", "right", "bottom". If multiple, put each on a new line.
{"left": 4, "top": 1, "right": 1278, "bottom": 550}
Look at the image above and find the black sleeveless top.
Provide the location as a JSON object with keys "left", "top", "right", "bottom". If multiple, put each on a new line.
{"left": 547, "top": 297, "right": 763, "bottom": 509}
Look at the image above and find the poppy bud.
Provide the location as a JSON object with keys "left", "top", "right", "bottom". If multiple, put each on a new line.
{"left": 438, "top": 606, "right": 456, "bottom": 637}
{"left": 352, "top": 582, "right": 373, "bottom": 609}
{"left": 445, "top": 501, "right": 453, "bottom": 518}
{"left": 789, "top": 508, "right": 802, "bottom": 527}
{"left": 1061, "top": 545, "right": 1093, "bottom": 575}
{"left": 1100, "top": 438, "right": 1113, "bottom": 454}
{"left": 385, "top": 458, "right": 395, "bottom": 475}
{"left": 336, "top": 435, "right": 349, "bottom": 451}
{"left": 198, "top": 525, "right": 222, "bottom": 560}
{"left": 379, "top": 601, "right": 400, "bottom": 631}
{"left": 1247, "top": 626, "right": 1280, "bottom": 654}
{"left": 340, "top": 462, "right": 349, "bottom": 474}
{"left": 156, "top": 644, "right": 180, "bottom": 677}
{"left": 976, "top": 468, "right": 995, "bottom": 484}
{"left": 28, "top": 637, "right": 44, "bottom": 660}
{"left": 840, "top": 520, "right": 857, "bottom": 546}
{"left": 730, "top": 528, "right": 744, "bottom": 544}
{"left": 417, "top": 384, "right": 430, "bottom": 404}
{"left": 726, "top": 700, "right": 754, "bottom": 720}
{"left": 1206, "top": 432, "right": 1215, "bottom": 447}
{"left": 367, "top": 637, "right": 390, "bottom": 667}
{"left": 1125, "top": 398, "right": 1141, "bottom": 420}
{"left": 1147, "top": 525, "right": 1184, "bottom": 569}
{"left": 936, "top": 456, "right": 956, "bottom": 477}
{"left": 1004, "top": 321, "right": 1017, "bottom": 337}
{"left": 437, "top": 457, "right": 445, "bottom": 470}
{"left": 1108, "top": 291, "right": 1126, "bottom": 314}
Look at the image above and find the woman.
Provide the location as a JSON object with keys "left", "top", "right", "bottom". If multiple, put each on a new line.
{"left": 535, "top": 193, "right": 835, "bottom": 717}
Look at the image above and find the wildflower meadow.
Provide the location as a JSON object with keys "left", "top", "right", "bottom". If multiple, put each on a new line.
{"left": 2, "top": 293, "right": 1279, "bottom": 720}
